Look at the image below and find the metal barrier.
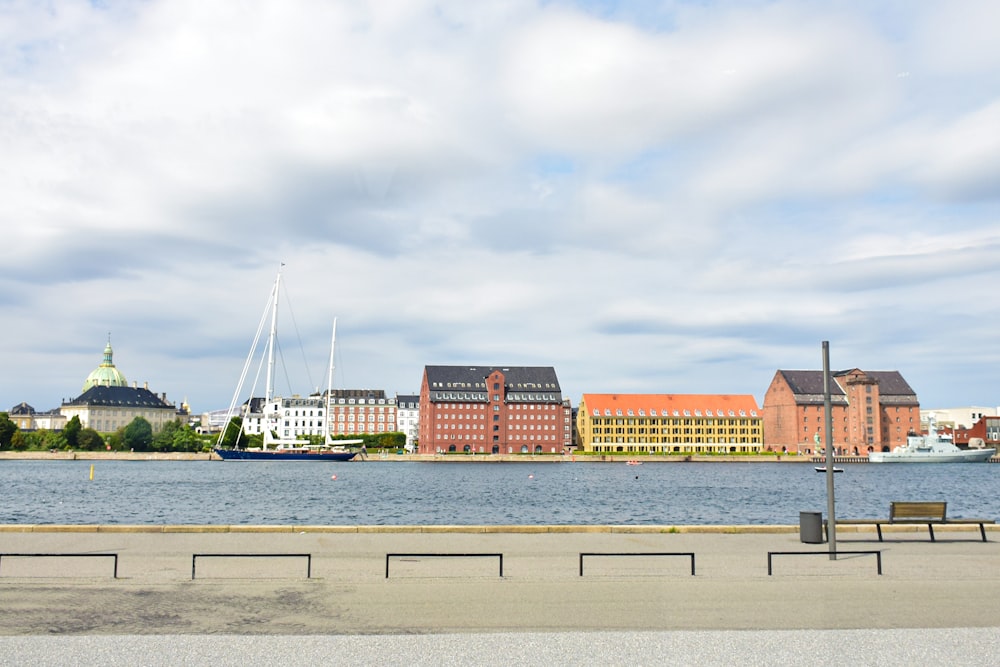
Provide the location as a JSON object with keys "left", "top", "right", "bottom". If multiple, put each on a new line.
{"left": 767, "top": 550, "right": 882, "bottom": 575}
{"left": 191, "top": 553, "right": 312, "bottom": 580}
{"left": 579, "top": 552, "right": 696, "bottom": 576}
{"left": 385, "top": 553, "right": 504, "bottom": 578}
{"left": 0, "top": 553, "right": 119, "bottom": 578}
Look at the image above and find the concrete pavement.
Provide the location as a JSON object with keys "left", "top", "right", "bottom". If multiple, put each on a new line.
{"left": 0, "top": 525, "right": 998, "bottom": 664}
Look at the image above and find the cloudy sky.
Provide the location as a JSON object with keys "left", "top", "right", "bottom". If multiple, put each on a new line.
{"left": 3, "top": 0, "right": 999, "bottom": 416}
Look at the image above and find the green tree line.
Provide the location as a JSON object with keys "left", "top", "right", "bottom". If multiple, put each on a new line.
{"left": 1, "top": 412, "right": 404, "bottom": 453}
{"left": 0, "top": 413, "right": 213, "bottom": 452}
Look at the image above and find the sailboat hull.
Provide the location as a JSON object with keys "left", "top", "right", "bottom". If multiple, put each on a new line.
{"left": 214, "top": 447, "right": 356, "bottom": 461}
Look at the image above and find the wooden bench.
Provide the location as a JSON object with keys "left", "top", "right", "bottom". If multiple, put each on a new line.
{"left": 837, "top": 501, "right": 994, "bottom": 542}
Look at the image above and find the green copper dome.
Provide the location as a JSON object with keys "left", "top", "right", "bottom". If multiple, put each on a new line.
{"left": 83, "top": 335, "right": 128, "bottom": 392}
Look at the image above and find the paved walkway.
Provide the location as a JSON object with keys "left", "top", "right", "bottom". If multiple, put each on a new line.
{"left": 3, "top": 629, "right": 1000, "bottom": 666}
{"left": 0, "top": 525, "right": 997, "bottom": 664}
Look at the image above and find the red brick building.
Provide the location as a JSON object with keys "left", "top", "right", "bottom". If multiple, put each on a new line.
{"left": 762, "top": 369, "right": 920, "bottom": 454}
{"left": 418, "top": 366, "right": 572, "bottom": 454}
{"left": 951, "top": 415, "right": 1000, "bottom": 449}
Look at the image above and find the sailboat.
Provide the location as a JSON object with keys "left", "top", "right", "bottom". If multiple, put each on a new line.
{"left": 214, "top": 272, "right": 360, "bottom": 461}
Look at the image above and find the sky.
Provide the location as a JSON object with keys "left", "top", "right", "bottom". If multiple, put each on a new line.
{"left": 3, "top": 0, "right": 1000, "bottom": 416}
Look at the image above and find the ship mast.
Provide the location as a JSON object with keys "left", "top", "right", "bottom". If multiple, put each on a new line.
{"left": 264, "top": 269, "right": 281, "bottom": 403}
{"left": 325, "top": 318, "right": 337, "bottom": 446}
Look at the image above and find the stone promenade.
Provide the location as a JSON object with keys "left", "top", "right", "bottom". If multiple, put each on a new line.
{"left": 0, "top": 524, "right": 997, "bottom": 664}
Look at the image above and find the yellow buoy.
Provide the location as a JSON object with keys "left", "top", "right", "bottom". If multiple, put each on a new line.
{"left": 89, "top": 464, "right": 94, "bottom": 481}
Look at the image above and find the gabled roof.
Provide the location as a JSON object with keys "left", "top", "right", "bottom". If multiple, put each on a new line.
{"left": 63, "top": 385, "right": 174, "bottom": 409}
{"left": 9, "top": 401, "right": 35, "bottom": 415}
{"left": 776, "top": 369, "right": 917, "bottom": 405}
{"left": 424, "top": 366, "right": 561, "bottom": 391}
{"left": 778, "top": 370, "right": 846, "bottom": 397}
{"left": 581, "top": 393, "right": 760, "bottom": 417}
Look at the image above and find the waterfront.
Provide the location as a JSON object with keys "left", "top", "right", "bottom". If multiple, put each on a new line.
{"left": 2, "top": 460, "right": 997, "bottom": 525}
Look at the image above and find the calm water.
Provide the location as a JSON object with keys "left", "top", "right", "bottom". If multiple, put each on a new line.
{"left": 2, "top": 460, "right": 998, "bottom": 525}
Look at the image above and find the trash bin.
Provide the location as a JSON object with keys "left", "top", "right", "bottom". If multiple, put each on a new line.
{"left": 799, "top": 511, "right": 825, "bottom": 544}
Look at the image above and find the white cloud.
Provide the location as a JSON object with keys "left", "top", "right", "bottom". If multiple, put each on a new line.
{"left": 2, "top": 0, "right": 1000, "bottom": 416}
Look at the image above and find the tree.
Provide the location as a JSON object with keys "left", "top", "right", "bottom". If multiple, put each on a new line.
{"left": 0, "top": 412, "right": 17, "bottom": 449}
{"left": 16, "top": 429, "right": 64, "bottom": 451}
{"left": 77, "top": 428, "right": 104, "bottom": 451}
{"left": 153, "top": 420, "right": 182, "bottom": 452}
{"left": 63, "top": 415, "right": 82, "bottom": 449}
{"left": 218, "top": 417, "right": 247, "bottom": 450}
{"left": 10, "top": 430, "right": 27, "bottom": 451}
{"left": 122, "top": 417, "right": 153, "bottom": 451}
{"left": 152, "top": 420, "right": 206, "bottom": 452}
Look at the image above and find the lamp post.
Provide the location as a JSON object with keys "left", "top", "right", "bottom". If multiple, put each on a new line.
{"left": 822, "top": 341, "right": 837, "bottom": 558}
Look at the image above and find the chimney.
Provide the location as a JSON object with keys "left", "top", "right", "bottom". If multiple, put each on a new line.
{"left": 144, "top": 381, "right": 148, "bottom": 390}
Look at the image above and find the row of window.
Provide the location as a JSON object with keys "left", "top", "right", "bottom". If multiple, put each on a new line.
{"left": 434, "top": 403, "right": 561, "bottom": 412}
{"left": 590, "top": 408, "right": 758, "bottom": 418}
{"left": 587, "top": 418, "right": 759, "bottom": 427}
{"left": 591, "top": 427, "right": 759, "bottom": 436}
{"left": 437, "top": 413, "right": 558, "bottom": 420}
{"left": 329, "top": 424, "right": 391, "bottom": 432}
{"left": 436, "top": 423, "right": 556, "bottom": 431}
{"left": 590, "top": 443, "right": 761, "bottom": 452}
{"left": 436, "top": 433, "right": 560, "bottom": 441}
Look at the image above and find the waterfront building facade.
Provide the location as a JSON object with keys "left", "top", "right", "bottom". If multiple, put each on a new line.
{"left": 948, "top": 415, "right": 1000, "bottom": 449}
{"left": 59, "top": 339, "right": 179, "bottom": 434}
{"left": 9, "top": 402, "right": 35, "bottom": 430}
{"left": 762, "top": 369, "right": 920, "bottom": 455}
{"left": 242, "top": 389, "right": 398, "bottom": 440}
{"left": 921, "top": 406, "right": 998, "bottom": 431}
{"left": 418, "top": 366, "right": 572, "bottom": 454}
{"left": 30, "top": 409, "right": 66, "bottom": 431}
{"left": 576, "top": 393, "right": 763, "bottom": 454}
{"left": 395, "top": 394, "right": 420, "bottom": 451}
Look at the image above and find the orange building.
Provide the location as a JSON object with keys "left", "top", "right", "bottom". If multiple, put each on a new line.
{"left": 576, "top": 393, "right": 763, "bottom": 454}
{"left": 418, "top": 366, "right": 572, "bottom": 454}
{"left": 762, "top": 369, "right": 920, "bottom": 455}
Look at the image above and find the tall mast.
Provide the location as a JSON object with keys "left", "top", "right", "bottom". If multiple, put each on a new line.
{"left": 325, "top": 318, "right": 337, "bottom": 446}
{"left": 264, "top": 269, "right": 281, "bottom": 402}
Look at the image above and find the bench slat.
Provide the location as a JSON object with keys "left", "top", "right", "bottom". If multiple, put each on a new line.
{"left": 890, "top": 501, "right": 946, "bottom": 521}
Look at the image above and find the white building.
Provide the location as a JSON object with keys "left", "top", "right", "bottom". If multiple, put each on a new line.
{"left": 242, "top": 390, "right": 398, "bottom": 440}
{"left": 921, "top": 407, "right": 999, "bottom": 431}
{"left": 395, "top": 394, "right": 420, "bottom": 451}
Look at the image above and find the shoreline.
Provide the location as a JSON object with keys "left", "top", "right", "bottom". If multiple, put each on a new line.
{"left": 0, "top": 450, "right": 815, "bottom": 463}
{"left": 0, "top": 522, "right": 995, "bottom": 537}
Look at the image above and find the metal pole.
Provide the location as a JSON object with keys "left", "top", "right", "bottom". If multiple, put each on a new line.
{"left": 822, "top": 341, "right": 837, "bottom": 558}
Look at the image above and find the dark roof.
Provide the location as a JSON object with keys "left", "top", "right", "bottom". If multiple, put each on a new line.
{"left": 777, "top": 369, "right": 917, "bottom": 405}
{"left": 63, "top": 385, "right": 174, "bottom": 409}
{"left": 9, "top": 402, "right": 35, "bottom": 415}
{"left": 779, "top": 371, "right": 846, "bottom": 397}
{"left": 852, "top": 370, "right": 917, "bottom": 395}
{"left": 424, "top": 365, "right": 561, "bottom": 391}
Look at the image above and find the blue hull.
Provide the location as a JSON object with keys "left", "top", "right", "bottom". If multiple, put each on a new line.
{"left": 214, "top": 448, "right": 357, "bottom": 461}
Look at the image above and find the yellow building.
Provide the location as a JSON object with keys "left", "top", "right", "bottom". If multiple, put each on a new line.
{"left": 577, "top": 393, "right": 763, "bottom": 454}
